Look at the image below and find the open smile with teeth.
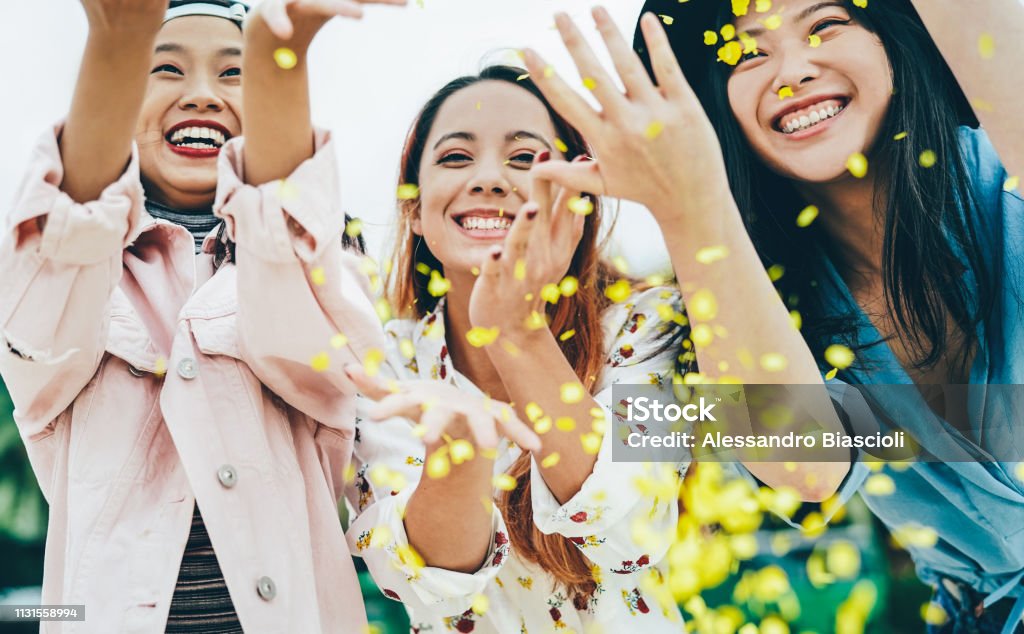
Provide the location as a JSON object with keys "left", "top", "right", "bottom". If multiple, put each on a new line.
{"left": 456, "top": 215, "right": 514, "bottom": 232}
{"left": 167, "top": 126, "right": 227, "bottom": 150}
{"left": 777, "top": 98, "right": 848, "bottom": 134}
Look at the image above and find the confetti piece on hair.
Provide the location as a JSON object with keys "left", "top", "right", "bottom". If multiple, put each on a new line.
{"left": 825, "top": 344, "right": 855, "bottom": 369}
{"left": 568, "top": 196, "right": 595, "bottom": 215}
{"left": 645, "top": 120, "right": 665, "bottom": 140}
{"left": 760, "top": 352, "right": 788, "bottom": 372}
{"left": 704, "top": 31, "right": 719, "bottom": 46}
{"left": 513, "top": 259, "right": 527, "bottom": 281}
{"left": 864, "top": 473, "right": 895, "bottom": 495}
{"left": 808, "top": 34, "right": 822, "bottom": 47}
{"left": 689, "top": 288, "right": 718, "bottom": 320}
{"left": 717, "top": 41, "right": 743, "bottom": 65}
{"left": 493, "top": 473, "right": 517, "bottom": 491}
{"left": 415, "top": 262, "right": 431, "bottom": 276}
{"left": 696, "top": 245, "right": 730, "bottom": 264}
{"left": 427, "top": 270, "right": 451, "bottom": 297}
{"left": 397, "top": 183, "right": 420, "bottom": 200}
{"left": 762, "top": 14, "right": 782, "bottom": 30}
{"left": 541, "top": 452, "right": 561, "bottom": 468}
{"left": 554, "top": 138, "right": 569, "bottom": 153}
{"left": 605, "top": 279, "right": 632, "bottom": 303}
{"left": 921, "top": 603, "right": 949, "bottom": 626}
{"left": 796, "top": 204, "right": 819, "bottom": 227}
{"left": 789, "top": 310, "right": 802, "bottom": 330}
{"left": 560, "top": 382, "right": 586, "bottom": 404}
{"left": 731, "top": 0, "right": 750, "bottom": 15}
{"left": 310, "top": 267, "right": 326, "bottom": 286}
{"left": 852, "top": 0, "right": 867, "bottom": 7}
{"left": 541, "top": 283, "right": 561, "bottom": 303}
{"left": 767, "top": 263, "right": 785, "bottom": 281}
{"left": 978, "top": 33, "right": 995, "bottom": 59}
{"left": 581, "top": 433, "right": 602, "bottom": 454}
{"left": 466, "top": 327, "right": 500, "bottom": 347}
{"left": 450, "top": 439, "right": 475, "bottom": 464}
{"left": 582, "top": 77, "right": 598, "bottom": 90}
{"left": 559, "top": 329, "right": 576, "bottom": 341}
{"left": 273, "top": 47, "right": 298, "bottom": 70}
{"left": 720, "top": 24, "right": 736, "bottom": 40}
{"left": 659, "top": 14, "right": 674, "bottom": 25}
{"left": 559, "top": 276, "right": 579, "bottom": 296}
{"left": 363, "top": 348, "right": 385, "bottom": 376}
{"left": 777, "top": 85, "right": 794, "bottom": 100}
{"left": 311, "top": 352, "right": 330, "bottom": 372}
{"left": 691, "top": 324, "right": 714, "bottom": 348}
{"left": 846, "top": 152, "right": 868, "bottom": 178}
{"left": 918, "top": 150, "right": 937, "bottom": 168}
{"left": 893, "top": 131, "right": 908, "bottom": 140}
{"left": 1005, "top": 176, "right": 1020, "bottom": 191}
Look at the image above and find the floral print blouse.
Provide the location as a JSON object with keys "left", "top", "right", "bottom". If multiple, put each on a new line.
{"left": 345, "top": 287, "right": 691, "bottom": 633}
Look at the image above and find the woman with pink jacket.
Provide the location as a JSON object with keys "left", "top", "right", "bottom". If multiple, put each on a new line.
{"left": 0, "top": 0, "right": 401, "bottom": 631}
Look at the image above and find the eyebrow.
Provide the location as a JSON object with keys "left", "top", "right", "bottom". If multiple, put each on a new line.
{"left": 432, "top": 130, "right": 553, "bottom": 151}
{"left": 743, "top": 1, "right": 846, "bottom": 38}
{"left": 154, "top": 43, "right": 242, "bottom": 57}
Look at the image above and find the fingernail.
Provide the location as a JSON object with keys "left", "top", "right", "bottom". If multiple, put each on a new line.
{"left": 572, "top": 155, "right": 586, "bottom": 163}
{"left": 526, "top": 208, "right": 538, "bottom": 220}
{"left": 491, "top": 248, "right": 503, "bottom": 260}
{"left": 343, "top": 364, "right": 359, "bottom": 376}
{"left": 535, "top": 150, "right": 551, "bottom": 163}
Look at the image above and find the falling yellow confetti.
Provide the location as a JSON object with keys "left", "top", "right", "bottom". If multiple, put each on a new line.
{"left": 311, "top": 351, "right": 330, "bottom": 372}
{"left": 825, "top": 344, "right": 855, "bottom": 369}
{"left": 273, "top": 47, "right": 298, "bottom": 70}
{"left": 154, "top": 356, "right": 167, "bottom": 377}
{"left": 731, "top": 0, "right": 750, "bottom": 16}
{"left": 345, "top": 218, "right": 363, "bottom": 238}
{"left": 605, "top": 279, "right": 633, "bottom": 303}
{"left": 543, "top": 66, "right": 555, "bottom": 79}
{"left": 555, "top": 416, "right": 576, "bottom": 432}
{"left": 559, "top": 329, "right": 576, "bottom": 342}
{"left": 363, "top": 348, "right": 385, "bottom": 376}
{"left": 892, "top": 524, "right": 939, "bottom": 549}
{"left": 696, "top": 245, "right": 730, "bottom": 264}
{"left": 398, "top": 338, "right": 415, "bottom": 359}
{"left": 825, "top": 367, "right": 838, "bottom": 380}
{"left": 513, "top": 259, "right": 527, "bottom": 281}
{"left": 921, "top": 602, "right": 949, "bottom": 626}
{"left": 493, "top": 473, "right": 518, "bottom": 491}
{"left": 1004, "top": 176, "right": 1020, "bottom": 192}
{"left": 762, "top": 14, "right": 782, "bottom": 30}
{"left": 534, "top": 416, "right": 553, "bottom": 434}
{"left": 645, "top": 120, "right": 665, "bottom": 140}
{"left": 554, "top": 138, "right": 569, "bottom": 153}
{"left": 450, "top": 439, "right": 475, "bottom": 464}
{"left": 777, "top": 85, "right": 794, "bottom": 100}
{"left": 760, "top": 352, "right": 788, "bottom": 372}
{"left": 466, "top": 327, "right": 500, "bottom": 347}
{"left": 559, "top": 276, "right": 579, "bottom": 296}
{"left": 738, "top": 32, "right": 758, "bottom": 54}
{"left": 541, "top": 283, "right": 561, "bottom": 303}
{"left": 755, "top": 0, "right": 771, "bottom": 12}
{"left": 516, "top": 72, "right": 530, "bottom": 81}
{"left": 583, "top": 77, "right": 598, "bottom": 90}
{"left": 721, "top": 24, "right": 736, "bottom": 40}
{"left": 893, "top": 131, "right": 908, "bottom": 140}
{"left": 767, "top": 264, "right": 785, "bottom": 281}
{"left": 525, "top": 310, "right": 547, "bottom": 331}
{"left": 704, "top": 31, "right": 719, "bottom": 46}
{"left": 541, "top": 452, "right": 561, "bottom": 468}
{"left": 568, "top": 196, "right": 595, "bottom": 215}
{"left": 827, "top": 541, "right": 861, "bottom": 578}
{"left": 808, "top": 34, "right": 822, "bottom": 47}
{"left": 919, "top": 150, "right": 937, "bottom": 168}
{"left": 689, "top": 288, "right": 718, "bottom": 320}
{"left": 1016, "top": 463, "right": 1024, "bottom": 482}
{"left": 718, "top": 41, "right": 743, "bottom": 65}
{"left": 560, "top": 382, "right": 586, "bottom": 404}
{"left": 691, "top": 324, "right": 714, "bottom": 348}
{"left": 427, "top": 270, "right": 451, "bottom": 297}
{"left": 658, "top": 14, "right": 674, "bottom": 25}
{"left": 580, "top": 433, "right": 602, "bottom": 454}
{"left": 426, "top": 451, "right": 451, "bottom": 479}
{"left": 397, "top": 183, "right": 420, "bottom": 200}
{"left": 978, "top": 33, "right": 995, "bottom": 59}
{"left": 789, "top": 310, "right": 802, "bottom": 330}
{"left": 309, "top": 266, "right": 326, "bottom": 286}
{"left": 471, "top": 593, "right": 490, "bottom": 615}
{"left": 864, "top": 473, "right": 895, "bottom": 495}
{"left": 846, "top": 152, "right": 868, "bottom": 178}
{"left": 852, "top": 0, "right": 867, "bottom": 7}
{"left": 525, "top": 402, "right": 544, "bottom": 422}
{"left": 796, "top": 205, "right": 819, "bottom": 227}
{"left": 375, "top": 298, "right": 392, "bottom": 322}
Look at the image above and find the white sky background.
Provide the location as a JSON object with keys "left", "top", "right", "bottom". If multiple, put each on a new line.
{"left": 0, "top": 0, "right": 671, "bottom": 276}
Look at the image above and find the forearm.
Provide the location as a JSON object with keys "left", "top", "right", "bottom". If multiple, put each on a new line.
{"left": 487, "top": 331, "right": 599, "bottom": 504}
{"left": 61, "top": 31, "right": 157, "bottom": 203}
{"left": 241, "top": 17, "right": 321, "bottom": 185}
{"left": 911, "top": 0, "right": 1024, "bottom": 180}
{"left": 405, "top": 454, "right": 495, "bottom": 573}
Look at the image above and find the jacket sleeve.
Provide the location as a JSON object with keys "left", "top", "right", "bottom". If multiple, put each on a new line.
{"left": 0, "top": 123, "right": 144, "bottom": 498}
{"left": 530, "top": 286, "right": 687, "bottom": 576}
{"left": 213, "top": 130, "right": 386, "bottom": 430}
{"left": 345, "top": 390, "right": 509, "bottom": 618}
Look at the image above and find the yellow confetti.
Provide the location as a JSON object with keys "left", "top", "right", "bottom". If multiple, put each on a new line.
{"left": 1016, "top": 463, "right": 1024, "bottom": 482}
{"left": 645, "top": 120, "right": 665, "bottom": 140}
{"left": 658, "top": 14, "right": 674, "bottom": 25}
{"left": 554, "top": 138, "right": 569, "bottom": 153}
{"left": 1004, "top": 176, "right": 1020, "bottom": 192}
{"left": 921, "top": 602, "right": 949, "bottom": 626}
{"left": 580, "top": 433, "right": 602, "bottom": 454}
{"left": 426, "top": 451, "right": 451, "bottom": 479}
{"left": 311, "top": 351, "right": 330, "bottom": 372}
{"left": 560, "top": 382, "right": 586, "bottom": 404}
{"left": 559, "top": 329, "right": 576, "bottom": 342}
{"left": 605, "top": 279, "right": 632, "bottom": 303}
{"left": 555, "top": 416, "right": 576, "bottom": 431}
{"left": 466, "top": 327, "right": 500, "bottom": 347}
{"left": 397, "top": 338, "right": 415, "bottom": 360}
{"left": 363, "top": 348, "right": 385, "bottom": 376}
{"left": 568, "top": 196, "right": 595, "bottom": 216}
{"left": 525, "top": 310, "right": 547, "bottom": 331}
{"left": 691, "top": 324, "right": 714, "bottom": 348}
{"left": 583, "top": 77, "right": 598, "bottom": 90}
{"left": 790, "top": 310, "right": 802, "bottom": 330}
{"left": 864, "top": 473, "right": 895, "bottom": 495}
{"left": 731, "top": 0, "right": 749, "bottom": 16}
{"left": 375, "top": 298, "right": 392, "bottom": 322}
{"left": 738, "top": 32, "right": 758, "bottom": 54}
{"left": 978, "top": 33, "right": 995, "bottom": 59}
{"left": 396, "top": 543, "right": 425, "bottom": 571}
{"left": 721, "top": 24, "right": 736, "bottom": 40}
{"left": 696, "top": 245, "right": 729, "bottom": 264}
{"left": 717, "top": 41, "right": 743, "bottom": 65}
{"left": 475, "top": 101, "right": 482, "bottom": 110}
{"left": 493, "top": 473, "right": 518, "bottom": 491}
{"left": 825, "top": 367, "right": 838, "bottom": 380}
{"left": 893, "top": 131, "right": 908, "bottom": 140}
{"left": 825, "top": 344, "right": 855, "bottom": 369}
{"left": 525, "top": 402, "right": 544, "bottom": 422}
{"left": 309, "top": 266, "right": 326, "bottom": 286}
{"left": 762, "top": 14, "right": 782, "bottom": 30}
{"left": 427, "top": 270, "right": 451, "bottom": 297}
{"left": 703, "top": 30, "right": 719, "bottom": 46}
{"left": 154, "top": 356, "right": 167, "bottom": 377}
{"left": 919, "top": 149, "right": 937, "bottom": 168}
{"left": 892, "top": 524, "right": 939, "bottom": 549}
{"left": 612, "top": 256, "right": 630, "bottom": 274}
{"left": 808, "top": 33, "right": 822, "bottom": 47}
{"left": 689, "top": 288, "right": 718, "bottom": 321}
{"left": 541, "top": 452, "right": 561, "bottom": 468}
{"left": 796, "top": 204, "right": 819, "bottom": 227}
{"left": 767, "top": 263, "right": 785, "bottom": 281}
{"left": 534, "top": 416, "right": 553, "bottom": 434}
{"left": 826, "top": 541, "right": 861, "bottom": 578}
{"left": 543, "top": 65, "right": 555, "bottom": 79}
{"left": 273, "top": 47, "right": 298, "bottom": 70}
{"left": 450, "top": 439, "right": 475, "bottom": 464}
{"left": 541, "top": 283, "right": 561, "bottom": 303}
{"left": 516, "top": 72, "right": 530, "bottom": 81}
{"left": 559, "top": 276, "right": 579, "bottom": 296}
{"left": 760, "top": 352, "right": 788, "bottom": 372}
{"left": 755, "top": 0, "right": 771, "bottom": 11}
{"left": 513, "top": 259, "right": 527, "bottom": 281}
{"left": 397, "top": 183, "right": 420, "bottom": 200}
{"left": 852, "top": 0, "right": 867, "bottom": 7}
{"left": 777, "top": 85, "right": 794, "bottom": 100}
{"left": 471, "top": 593, "right": 490, "bottom": 615}
{"left": 846, "top": 152, "right": 868, "bottom": 178}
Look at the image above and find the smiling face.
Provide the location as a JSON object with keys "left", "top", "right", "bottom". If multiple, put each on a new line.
{"left": 413, "top": 80, "right": 561, "bottom": 277}
{"left": 725, "top": 0, "right": 892, "bottom": 184}
{"left": 136, "top": 16, "right": 243, "bottom": 211}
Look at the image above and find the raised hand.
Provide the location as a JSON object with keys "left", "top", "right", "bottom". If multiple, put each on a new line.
{"left": 79, "top": 0, "right": 166, "bottom": 36}
{"left": 522, "top": 8, "right": 733, "bottom": 227}
{"left": 255, "top": 0, "right": 408, "bottom": 42}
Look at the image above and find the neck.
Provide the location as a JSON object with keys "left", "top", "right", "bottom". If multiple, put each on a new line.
{"left": 442, "top": 271, "right": 509, "bottom": 401}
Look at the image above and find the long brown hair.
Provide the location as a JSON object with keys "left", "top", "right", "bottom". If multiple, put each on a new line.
{"left": 387, "top": 65, "right": 614, "bottom": 600}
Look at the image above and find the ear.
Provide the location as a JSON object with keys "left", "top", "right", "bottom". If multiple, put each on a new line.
{"left": 409, "top": 202, "right": 423, "bottom": 236}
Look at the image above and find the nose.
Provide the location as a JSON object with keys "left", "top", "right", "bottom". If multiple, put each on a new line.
{"left": 771, "top": 44, "right": 820, "bottom": 94}
{"left": 466, "top": 161, "right": 511, "bottom": 197}
{"left": 178, "top": 74, "right": 226, "bottom": 112}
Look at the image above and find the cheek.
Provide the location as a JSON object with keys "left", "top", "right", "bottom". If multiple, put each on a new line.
{"left": 727, "top": 78, "right": 763, "bottom": 141}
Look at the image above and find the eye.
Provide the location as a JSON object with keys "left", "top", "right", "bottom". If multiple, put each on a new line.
{"left": 508, "top": 151, "right": 536, "bottom": 168}
{"left": 738, "top": 49, "right": 766, "bottom": 64}
{"left": 220, "top": 67, "right": 241, "bottom": 78}
{"left": 152, "top": 63, "right": 183, "bottom": 75}
{"left": 811, "top": 18, "right": 851, "bottom": 34}
{"left": 437, "top": 151, "right": 472, "bottom": 166}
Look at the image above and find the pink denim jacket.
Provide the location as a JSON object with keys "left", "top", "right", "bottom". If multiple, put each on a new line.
{"left": 0, "top": 124, "right": 385, "bottom": 633}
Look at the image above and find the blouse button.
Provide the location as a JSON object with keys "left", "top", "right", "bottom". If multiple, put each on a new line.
{"left": 217, "top": 465, "right": 238, "bottom": 489}
{"left": 257, "top": 576, "right": 277, "bottom": 601}
{"left": 177, "top": 358, "right": 198, "bottom": 380}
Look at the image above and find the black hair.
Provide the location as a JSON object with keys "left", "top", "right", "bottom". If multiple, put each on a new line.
{"left": 212, "top": 217, "right": 365, "bottom": 269}
{"left": 681, "top": 0, "right": 995, "bottom": 373}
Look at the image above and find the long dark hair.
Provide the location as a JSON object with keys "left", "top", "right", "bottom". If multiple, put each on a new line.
{"left": 697, "top": 0, "right": 995, "bottom": 373}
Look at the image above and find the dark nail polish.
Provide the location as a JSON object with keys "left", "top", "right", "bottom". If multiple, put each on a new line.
{"left": 491, "top": 249, "right": 502, "bottom": 260}
{"left": 535, "top": 150, "right": 551, "bottom": 163}
{"left": 526, "top": 208, "right": 538, "bottom": 220}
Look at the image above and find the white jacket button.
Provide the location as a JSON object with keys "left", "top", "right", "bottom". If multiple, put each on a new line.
{"left": 217, "top": 465, "right": 238, "bottom": 489}
{"left": 257, "top": 576, "right": 277, "bottom": 601}
{"left": 177, "top": 358, "right": 198, "bottom": 380}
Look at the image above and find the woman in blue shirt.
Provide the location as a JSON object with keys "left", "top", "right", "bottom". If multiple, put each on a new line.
{"left": 513, "top": 0, "right": 1024, "bottom": 632}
